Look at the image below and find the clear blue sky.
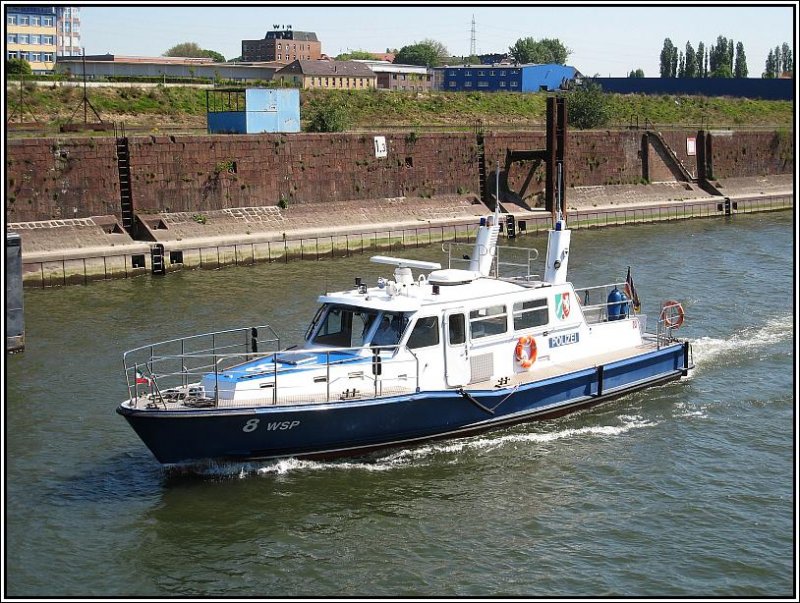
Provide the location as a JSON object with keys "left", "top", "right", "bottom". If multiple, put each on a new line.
{"left": 80, "top": 3, "right": 796, "bottom": 77}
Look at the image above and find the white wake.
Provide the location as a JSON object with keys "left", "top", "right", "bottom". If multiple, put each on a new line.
{"left": 177, "top": 414, "right": 657, "bottom": 479}
{"left": 689, "top": 313, "right": 793, "bottom": 370}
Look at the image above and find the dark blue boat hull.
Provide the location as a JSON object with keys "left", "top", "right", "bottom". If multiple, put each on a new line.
{"left": 117, "top": 342, "right": 690, "bottom": 464}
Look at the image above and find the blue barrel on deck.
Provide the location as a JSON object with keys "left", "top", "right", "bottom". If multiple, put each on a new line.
{"left": 607, "top": 286, "right": 629, "bottom": 321}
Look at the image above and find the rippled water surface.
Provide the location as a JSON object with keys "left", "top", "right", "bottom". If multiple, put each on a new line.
{"left": 5, "top": 212, "right": 795, "bottom": 597}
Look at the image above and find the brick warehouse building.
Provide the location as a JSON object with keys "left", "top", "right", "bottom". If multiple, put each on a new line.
{"left": 241, "top": 27, "right": 321, "bottom": 64}
{"left": 275, "top": 59, "right": 376, "bottom": 89}
{"left": 354, "top": 60, "right": 433, "bottom": 91}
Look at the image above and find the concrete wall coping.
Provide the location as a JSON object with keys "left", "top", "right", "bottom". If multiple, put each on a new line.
{"left": 22, "top": 242, "right": 152, "bottom": 263}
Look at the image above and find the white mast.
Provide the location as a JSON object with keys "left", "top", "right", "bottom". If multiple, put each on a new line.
{"left": 543, "top": 162, "right": 570, "bottom": 284}
{"left": 469, "top": 160, "right": 501, "bottom": 277}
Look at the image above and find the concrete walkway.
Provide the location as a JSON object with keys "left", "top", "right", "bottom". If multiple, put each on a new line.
{"left": 7, "top": 175, "right": 792, "bottom": 287}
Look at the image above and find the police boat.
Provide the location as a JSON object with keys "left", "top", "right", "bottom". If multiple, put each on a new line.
{"left": 118, "top": 202, "right": 693, "bottom": 465}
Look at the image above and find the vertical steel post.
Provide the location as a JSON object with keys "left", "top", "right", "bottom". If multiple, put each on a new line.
{"left": 557, "top": 96, "right": 568, "bottom": 217}
{"left": 273, "top": 351, "right": 278, "bottom": 405}
{"left": 545, "top": 97, "right": 556, "bottom": 217}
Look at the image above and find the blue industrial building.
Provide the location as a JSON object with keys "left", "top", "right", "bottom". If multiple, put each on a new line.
{"left": 439, "top": 63, "right": 581, "bottom": 92}
{"left": 206, "top": 88, "right": 300, "bottom": 134}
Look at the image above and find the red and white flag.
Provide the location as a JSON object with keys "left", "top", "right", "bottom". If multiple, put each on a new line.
{"left": 135, "top": 370, "right": 151, "bottom": 385}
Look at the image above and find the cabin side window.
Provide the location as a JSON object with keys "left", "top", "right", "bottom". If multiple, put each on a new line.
{"left": 448, "top": 314, "right": 466, "bottom": 345}
{"left": 513, "top": 298, "right": 549, "bottom": 330}
{"left": 407, "top": 316, "right": 440, "bottom": 349}
{"left": 469, "top": 305, "right": 508, "bottom": 339}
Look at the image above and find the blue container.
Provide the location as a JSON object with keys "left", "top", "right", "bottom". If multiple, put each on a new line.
{"left": 607, "top": 287, "right": 629, "bottom": 321}
{"left": 207, "top": 89, "right": 300, "bottom": 134}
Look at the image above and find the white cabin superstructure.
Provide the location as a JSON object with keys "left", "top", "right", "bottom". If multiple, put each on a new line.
{"left": 189, "top": 214, "right": 646, "bottom": 403}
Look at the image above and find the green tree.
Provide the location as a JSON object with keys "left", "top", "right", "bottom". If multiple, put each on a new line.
{"left": 509, "top": 38, "right": 536, "bottom": 63}
{"left": 535, "top": 37, "right": 571, "bottom": 64}
{"left": 780, "top": 42, "right": 793, "bottom": 73}
{"left": 6, "top": 57, "right": 32, "bottom": 75}
{"left": 164, "top": 42, "right": 225, "bottom": 62}
{"left": 335, "top": 50, "right": 375, "bottom": 61}
{"left": 728, "top": 40, "right": 735, "bottom": 73}
{"left": 763, "top": 48, "right": 777, "bottom": 78}
{"left": 684, "top": 42, "right": 697, "bottom": 78}
{"left": 508, "top": 37, "right": 571, "bottom": 64}
{"left": 567, "top": 81, "right": 609, "bottom": 130}
{"left": 627, "top": 68, "right": 645, "bottom": 78}
{"left": 307, "top": 103, "right": 349, "bottom": 132}
{"left": 659, "top": 38, "right": 678, "bottom": 77}
{"left": 734, "top": 42, "right": 748, "bottom": 78}
{"left": 165, "top": 42, "right": 204, "bottom": 57}
{"left": 761, "top": 44, "right": 791, "bottom": 79}
{"left": 696, "top": 42, "right": 706, "bottom": 77}
{"left": 394, "top": 39, "right": 449, "bottom": 67}
{"left": 711, "top": 63, "right": 733, "bottom": 78}
{"left": 709, "top": 36, "right": 733, "bottom": 78}
{"left": 202, "top": 49, "right": 226, "bottom": 63}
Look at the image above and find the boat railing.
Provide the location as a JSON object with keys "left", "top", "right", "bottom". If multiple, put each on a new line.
{"left": 123, "top": 333, "right": 420, "bottom": 409}
{"left": 123, "top": 324, "right": 281, "bottom": 403}
{"left": 653, "top": 303, "right": 686, "bottom": 349}
{"left": 577, "top": 284, "right": 685, "bottom": 348}
{"left": 575, "top": 282, "right": 632, "bottom": 325}
{"left": 442, "top": 242, "right": 540, "bottom": 280}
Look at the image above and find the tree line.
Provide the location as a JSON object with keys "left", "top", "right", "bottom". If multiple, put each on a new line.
{"left": 342, "top": 37, "right": 571, "bottom": 67}
{"left": 629, "top": 36, "right": 794, "bottom": 78}
{"left": 658, "top": 36, "right": 748, "bottom": 78}
{"left": 763, "top": 43, "right": 794, "bottom": 78}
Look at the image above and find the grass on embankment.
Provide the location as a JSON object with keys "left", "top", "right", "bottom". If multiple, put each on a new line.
{"left": 5, "top": 82, "right": 794, "bottom": 134}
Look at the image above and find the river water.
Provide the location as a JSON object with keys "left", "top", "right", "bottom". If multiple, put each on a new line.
{"left": 5, "top": 211, "right": 795, "bottom": 598}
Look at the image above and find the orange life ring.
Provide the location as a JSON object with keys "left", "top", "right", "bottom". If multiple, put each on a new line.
{"left": 515, "top": 335, "right": 537, "bottom": 369}
{"left": 660, "top": 300, "right": 685, "bottom": 329}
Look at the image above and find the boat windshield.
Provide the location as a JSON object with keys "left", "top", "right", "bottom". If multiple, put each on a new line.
{"left": 370, "top": 312, "right": 409, "bottom": 348}
{"left": 308, "top": 305, "right": 379, "bottom": 348}
{"left": 307, "top": 305, "right": 409, "bottom": 349}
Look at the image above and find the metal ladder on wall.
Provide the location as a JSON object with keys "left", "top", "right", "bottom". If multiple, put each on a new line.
{"left": 114, "top": 123, "right": 135, "bottom": 235}
{"left": 151, "top": 243, "right": 166, "bottom": 275}
{"left": 474, "top": 121, "right": 488, "bottom": 207}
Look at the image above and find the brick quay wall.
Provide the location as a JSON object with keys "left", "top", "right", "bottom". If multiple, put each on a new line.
{"left": 6, "top": 128, "right": 793, "bottom": 288}
{"left": 6, "top": 129, "right": 793, "bottom": 224}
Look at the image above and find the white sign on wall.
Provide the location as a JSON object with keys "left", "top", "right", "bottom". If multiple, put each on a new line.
{"left": 686, "top": 137, "right": 697, "bottom": 156}
{"left": 374, "top": 136, "right": 387, "bottom": 158}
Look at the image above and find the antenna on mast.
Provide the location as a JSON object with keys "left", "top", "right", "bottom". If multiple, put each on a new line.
{"left": 470, "top": 15, "right": 477, "bottom": 58}
{"left": 61, "top": 48, "right": 109, "bottom": 132}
